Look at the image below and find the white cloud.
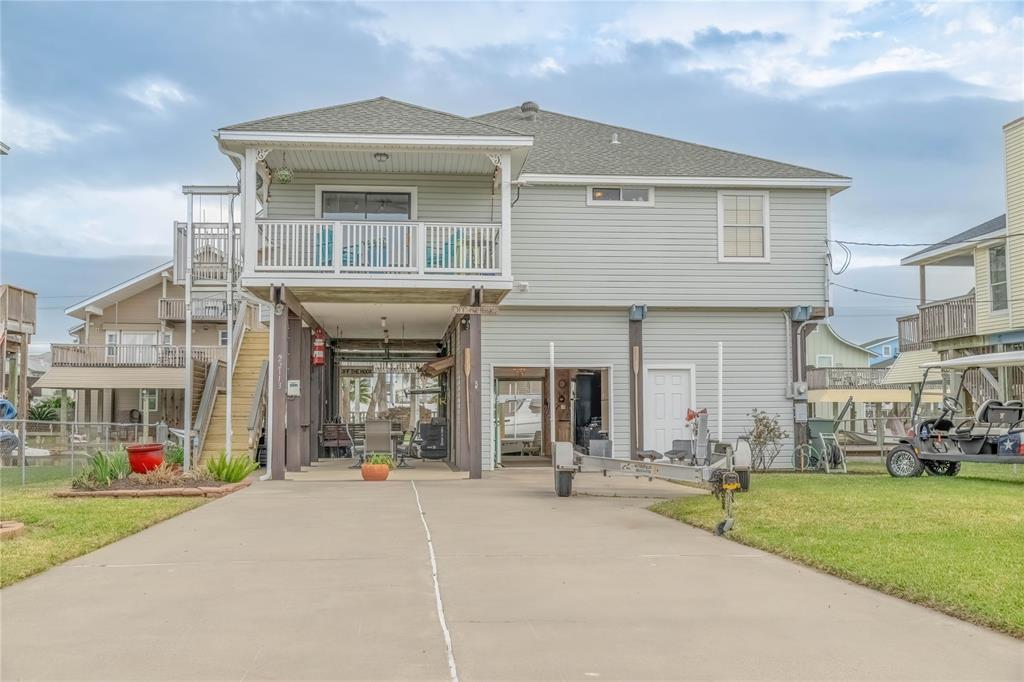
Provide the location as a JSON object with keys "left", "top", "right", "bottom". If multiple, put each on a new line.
{"left": 530, "top": 57, "right": 566, "bottom": 78}
{"left": 1, "top": 104, "right": 73, "bottom": 152}
{"left": 3, "top": 183, "right": 183, "bottom": 257}
{"left": 120, "top": 77, "right": 190, "bottom": 112}
{"left": 0, "top": 103, "right": 116, "bottom": 153}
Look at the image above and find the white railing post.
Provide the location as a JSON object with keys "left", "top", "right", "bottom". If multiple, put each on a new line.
{"left": 499, "top": 152, "right": 512, "bottom": 279}
{"left": 417, "top": 222, "right": 427, "bottom": 275}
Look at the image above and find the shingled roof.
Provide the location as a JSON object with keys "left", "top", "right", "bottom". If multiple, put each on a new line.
{"left": 902, "top": 214, "right": 1007, "bottom": 263}
{"left": 473, "top": 105, "right": 848, "bottom": 179}
{"left": 221, "top": 97, "right": 524, "bottom": 137}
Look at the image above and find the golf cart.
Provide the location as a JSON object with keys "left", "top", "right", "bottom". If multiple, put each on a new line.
{"left": 886, "top": 350, "right": 1024, "bottom": 477}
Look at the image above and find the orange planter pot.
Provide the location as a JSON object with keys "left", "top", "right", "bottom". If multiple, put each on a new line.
{"left": 361, "top": 463, "right": 390, "bottom": 481}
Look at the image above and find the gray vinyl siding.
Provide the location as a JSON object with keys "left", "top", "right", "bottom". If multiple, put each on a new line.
{"left": 503, "top": 186, "right": 828, "bottom": 308}
{"left": 264, "top": 171, "right": 496, "bottom": 223}
{"left": 643, "top": 310, "right": 795, "bottom": 467}
{"left": 480, "top": 308, "right": 631, "bottom": 468}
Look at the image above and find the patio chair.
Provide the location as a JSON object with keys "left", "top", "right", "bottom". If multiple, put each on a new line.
{"left": 365, "top": 419, "right": 393, "bottom": 456}
{"left": 418, "top": 422, "right": 448, "bottom": 460}
{"left": 395, "top": 430, "right": 416, "bottom": 469}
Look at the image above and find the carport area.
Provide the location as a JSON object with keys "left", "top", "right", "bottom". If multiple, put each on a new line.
{"left": 2, "top": 469, "right": 1021, "bottom": 681}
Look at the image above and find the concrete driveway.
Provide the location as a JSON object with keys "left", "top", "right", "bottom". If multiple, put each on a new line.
{"left": 2, "top": 468, "right": 1022, "bottom": 680}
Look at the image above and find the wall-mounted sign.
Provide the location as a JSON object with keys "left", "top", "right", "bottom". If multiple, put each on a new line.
{"left": 452, "top": 305, "right": 500, "bottom": 316}
{"left": 337, "top": 367, "right": 375, "bottom": 377}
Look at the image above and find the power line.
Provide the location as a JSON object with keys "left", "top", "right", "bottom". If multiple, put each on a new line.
{"left": 830, "top": 283, "right": 919, "bottom": 301}
{"left": 831, "top": 233, "right": 1013, "bottom": 248}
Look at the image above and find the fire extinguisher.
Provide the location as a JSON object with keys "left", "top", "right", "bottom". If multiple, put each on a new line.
{"left": 312, "top": 328, "right": 326, "bottom": 366}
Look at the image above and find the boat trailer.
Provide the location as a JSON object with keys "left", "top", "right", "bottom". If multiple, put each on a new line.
{"left": 552, "top": 412, "right": 752, "bottom": 535}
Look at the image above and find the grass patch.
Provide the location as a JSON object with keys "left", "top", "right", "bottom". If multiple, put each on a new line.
{"left": 652, "top": 463, "right": 1024, "bottom": 638}
{"left": 0, "top": 479, "right": 206, "bottom": 587}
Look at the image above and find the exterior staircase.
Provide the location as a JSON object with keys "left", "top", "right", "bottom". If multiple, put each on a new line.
{"left": 201, "top": 328, "right": 269, "bottom": 462}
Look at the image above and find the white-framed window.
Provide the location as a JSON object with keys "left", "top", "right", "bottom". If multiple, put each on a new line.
{"left": 586, "top": 186, "right": 655, "bottom": 206}
{"left": 140, "top": 389, "right": 158, "bottom": 413}
{"left": 105, "top": 331, "right": 119, "bottom": 359}
{"left": 162, "top": 331, "right": 173, "bottom": 346}
{"left": 815, "top": 354, "right": 834, "bottom": 368}
{"left": 718, "top": 190, "right": 770, "bottom": 262}
{"left": 882, "top": 345, "right": 893, "bottom": 357}
{"left": 219, "top": 329, "right": 229, "bottom": 346}
{"left": 989, "top": 244, "right": 1008, "bottom": 312}
{"left": 314, "top": 185, "right": 418, "bottom": 221}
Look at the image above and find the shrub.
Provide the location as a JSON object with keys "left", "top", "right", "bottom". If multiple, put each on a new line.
{"left": 746, "top": 409, "right": 789, "bottom": 471}
{"left": 164, "top": 443, "right": 184, "bottom": 467}
{"left": 73, "top": 448, "right": 131, "bottom": 488}
{"left": 27, "top": 402, "right": 57, "bottom": 421}
{"left": 204, "top": 452, "right": 258, "bottom": 483}
{"left": 365, "top": 453, "right": 394, "bottom": 469}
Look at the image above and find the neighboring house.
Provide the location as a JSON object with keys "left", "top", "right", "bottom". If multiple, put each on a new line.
{"left": 35, "top": 262, "right": 235, "bottom": 428}
{"left": 181, "top": 96, "right": 851, "bottom": 476}
{"left": 1, "top": 284, "right": 37, "bottom": 413}
{"left": 861, "top": 335, "right": 899, "bottom": 367}
{"left": 896, "top": 116, "right": 1024, "bottom": 403}
{"left": 805, "top": 323, "right": 878, "bottom": 369}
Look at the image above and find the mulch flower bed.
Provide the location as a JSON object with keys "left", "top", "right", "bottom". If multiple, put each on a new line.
{"left": 55, "top": 480, "right": 251, "bottom": 499}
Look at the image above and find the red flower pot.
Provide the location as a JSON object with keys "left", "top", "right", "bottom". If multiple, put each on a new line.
{"left": 126, "top": 443, "right": 164, "bottom": 474}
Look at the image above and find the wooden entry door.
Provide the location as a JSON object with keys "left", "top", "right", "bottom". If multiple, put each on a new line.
{"left": 645, "top": 368, "right": 693, "bottom": 453}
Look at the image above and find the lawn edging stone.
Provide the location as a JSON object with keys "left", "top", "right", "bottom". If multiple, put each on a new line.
{"left": 54, "top": 480, "right": 252, "bottom": 499}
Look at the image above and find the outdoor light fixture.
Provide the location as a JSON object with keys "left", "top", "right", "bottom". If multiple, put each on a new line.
{"left": 380, "top": 316, "right": 387, "bottom": 329}
{"left": 273, "top": 151, "right": 294, "bottom": 184}
{"left": 373, "top": 152, "right": 389, "bottom": 163}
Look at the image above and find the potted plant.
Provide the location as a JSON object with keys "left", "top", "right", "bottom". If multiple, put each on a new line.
{"left": 361, "top": 453, "right": 394, "bottom": 481}
{"left": 125, "top": 442, "right": 165, "bottom": 474}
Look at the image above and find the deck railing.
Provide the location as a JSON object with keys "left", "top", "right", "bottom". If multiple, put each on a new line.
{"left": 807, "top": 367, "right": 901, "bottom": 390}
{"left": 173, "top": 222, "right": 242, "bottom": 284}
{"left": 254, "top": 219, "right": 502, "bottom": 276}
{"left": 919, "top": 292, "right": 976, "bottom": 343}
{"left": 51, "top": 344, "right": 226, "bottom": 368}
{"left": 0, "top": 284, "right": 37, "bottom": 334}
{"left": 158, "top": 297, "right": 229, "bottom": 321}
{"left": 897, "top": 314, "right": 926, "bottom": 351}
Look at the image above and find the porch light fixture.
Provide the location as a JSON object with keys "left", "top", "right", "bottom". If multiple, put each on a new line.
{"left": 373, "top": 152, "right": 389, "bottom": 163}
{"left": 273, "top": 151, "right": 294, "bottom": 184}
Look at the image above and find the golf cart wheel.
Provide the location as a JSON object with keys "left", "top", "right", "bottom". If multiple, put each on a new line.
{"left": 923, "top": 460, "right": 961, "bottom": 477}
{"left": 886, "top": 446, "right": 924, "bottom": 478}
{"left": 555, "top": 470, "right": 573, "bottom": 497}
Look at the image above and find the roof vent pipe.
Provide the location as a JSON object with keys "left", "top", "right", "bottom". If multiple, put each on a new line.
{"left": 611, "top": 132, "right": 620, "bottom": 144}
{"left": 520, "top": 101, "right": 539, "bottom": 120}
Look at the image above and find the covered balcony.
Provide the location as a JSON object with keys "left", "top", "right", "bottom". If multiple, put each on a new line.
{"left": 898, "top": 291, "right": 977, "bottom": 351}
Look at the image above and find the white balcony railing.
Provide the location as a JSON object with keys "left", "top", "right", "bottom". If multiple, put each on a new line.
{"left": 158, "top": 297, "right": 229, "bottom": 321}
{"left": 51, "top": 344, "right": 226, "bottom": 368}
{"left": 173, "top": 222, "right": 242, "bottom": 284}
{"left": 254, "top": 220, "right": 502, "bottom": 276}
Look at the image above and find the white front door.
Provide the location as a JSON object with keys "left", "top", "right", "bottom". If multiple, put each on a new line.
{"left": 645, "top": 368, "right": 693, "bottom": 453}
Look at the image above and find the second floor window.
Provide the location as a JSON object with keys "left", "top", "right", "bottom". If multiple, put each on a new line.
{"left": 322, "top": 191, "right": 412, "bottom": 221}
{"left": 587, "top": 186, "right": 654, "bottom": 206}
{"left": 989, "top": 245, "right": 1008, "bottom": 312}
{"left": 219, "top": 329, "right": 229, "bottom": 346}
{"left": 719, "top": 191, "right": 770, "bottom": 262}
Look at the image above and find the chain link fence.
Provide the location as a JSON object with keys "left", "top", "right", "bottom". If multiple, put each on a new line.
{"left": 0, "top": 420, "right": 161, "bottom": 486}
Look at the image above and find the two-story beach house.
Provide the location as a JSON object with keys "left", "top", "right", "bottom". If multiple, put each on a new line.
{"left": 180, "top": 97, "right": 850, "bottom": 478}
{"left": 36, "top": 262, "right": 254, "bottom": 432}
{"left": 895, "top": 117, "right": 1024, "bottom": 403}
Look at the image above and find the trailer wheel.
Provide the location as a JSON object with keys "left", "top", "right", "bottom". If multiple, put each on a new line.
{"left": 555, "top": 471, "right": 573, "bottom": 497}
{"left": 886, "top": 446, "right": 924, "bottom": 478}
{"left": 923, "top": 460, "right": 961, "bottom": 477}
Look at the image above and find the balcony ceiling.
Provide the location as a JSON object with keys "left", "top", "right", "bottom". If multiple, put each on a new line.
{"left": 264, "top": 148, "right": 501, "bottom": 175}
{"left": 304, "top": 302, "right": 457, "bottom": 340}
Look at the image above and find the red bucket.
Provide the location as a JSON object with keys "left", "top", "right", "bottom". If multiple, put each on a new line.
{"left": 126, "top": 443, "right": 165, "bottom": 474}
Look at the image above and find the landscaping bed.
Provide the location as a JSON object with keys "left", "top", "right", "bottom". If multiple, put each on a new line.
{"left": 652, "top": 462, "right": 1024, "bottom": 638}
{"left": 55, "top": 480, "right": 250, "bottom": 498}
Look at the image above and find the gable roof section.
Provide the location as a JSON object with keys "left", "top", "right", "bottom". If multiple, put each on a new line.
{"left": 902, "top": 214, "right": 1006, "bottom": 266}
{"left": 65, "top": 261, "right": 172, "bottom": 319}
{"left": 473, "top": 106, "right": 849, "bottom": 181}
{"left": 221, "top": 97, "right": 524, "bottom": 137}
{"left": 812, "top": 323, "right": 880, "bottom": 357}
{"left": 861, "top": 335, "right": 897, "bottom": 348}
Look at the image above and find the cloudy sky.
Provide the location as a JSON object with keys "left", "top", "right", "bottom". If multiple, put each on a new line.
{"left": 2, "top": 0, "right": 1022, "bottom": 347}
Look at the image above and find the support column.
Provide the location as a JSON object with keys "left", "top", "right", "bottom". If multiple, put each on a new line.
{"left": 300, "top": 328, "right": 311, "bottom": 467}
{"left": 286, "top": 316, "right": 303, "bottom": 472}
{"left": 456, "top": 289, "right": 483, "bottom": 478}
{"left": 268, "top": 287, "right": 287, "bottom": 480}
{"left": 628, "top": 305, "right": 645, "bottom": 457}
{"left": 919, "top": 265, "right": 927, "bottom": 306}
{"left": 499, "top": 153, "right": 513, "bottom": 280}
{"left": 242, "top": 148, "right": 259, "bottom": 275}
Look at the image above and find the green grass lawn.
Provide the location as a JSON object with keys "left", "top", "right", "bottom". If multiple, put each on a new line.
{"left": 652, "top": 463, "right": 1024, "bottom": 638}
{"left": 0, "top": 480, "right": 207, "bottom": 587}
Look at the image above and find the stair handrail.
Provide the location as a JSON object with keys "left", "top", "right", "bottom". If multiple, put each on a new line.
{"left": 193, "top": 360, "right": 222, "bottom": 462}
{"left": 247, "top": 360, "right": 270, "bottom": 452}
{"left": 231, "top": 300, "right": 248, "bottom": 368}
